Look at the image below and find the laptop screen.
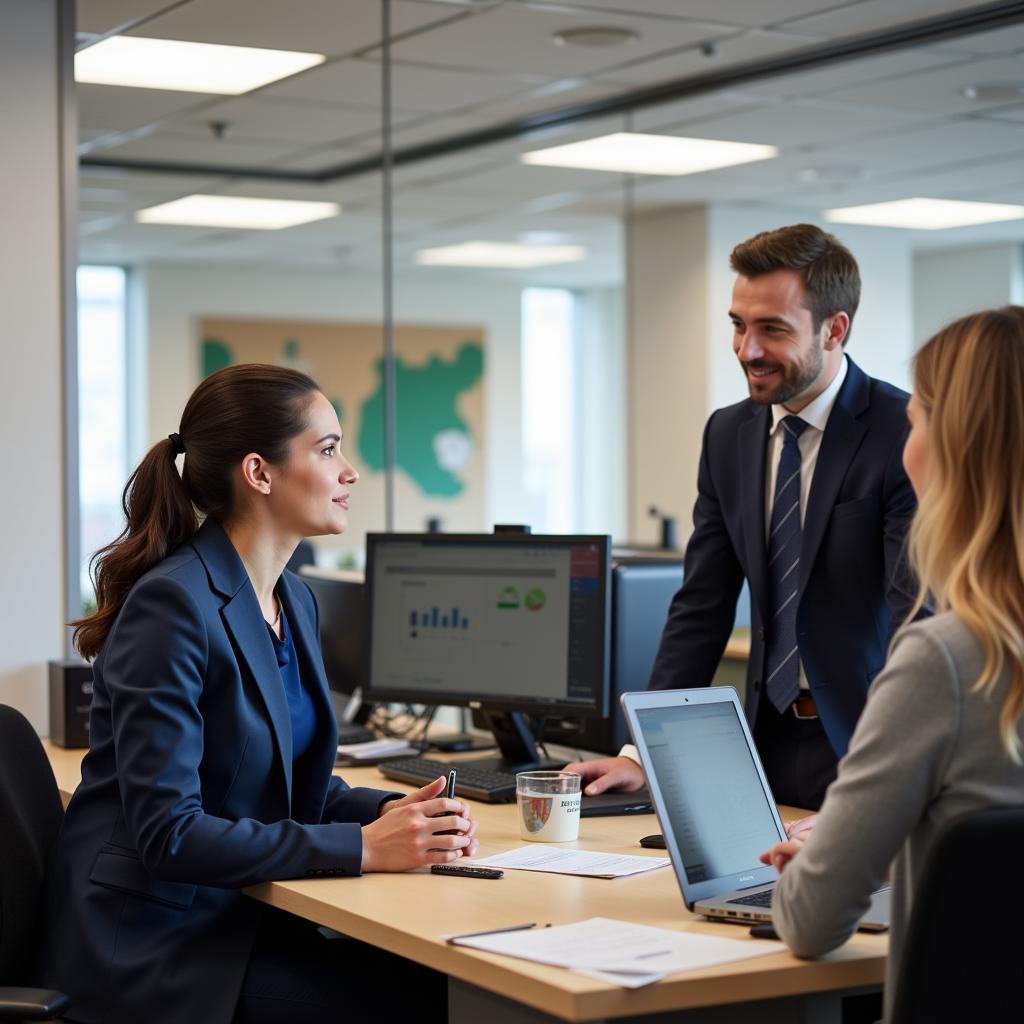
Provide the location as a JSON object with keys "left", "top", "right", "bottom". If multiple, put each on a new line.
{"left": 634, "top": 701, "right": 783, "bottom": 883}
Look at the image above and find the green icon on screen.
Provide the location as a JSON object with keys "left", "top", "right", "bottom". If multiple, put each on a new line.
{"left": 497, "top": 586, "right": 520, "bottom": 609}
{"left": 524, "top": 588, "right": 546, "bottom": 612}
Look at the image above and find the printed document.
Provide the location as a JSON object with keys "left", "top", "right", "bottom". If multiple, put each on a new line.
{"left": 470, "top": 847, "right": 670, "bottom": 878}
{"left": 449, "top": 917, "right": 784, "bottom": 987}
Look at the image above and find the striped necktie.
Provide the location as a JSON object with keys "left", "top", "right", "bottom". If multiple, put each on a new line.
{"left": 764, "top": 415, "right": 808, "bottom": 714}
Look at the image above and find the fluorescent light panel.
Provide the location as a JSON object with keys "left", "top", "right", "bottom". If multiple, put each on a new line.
{"left": 416, "top": 242, "right": 587, "bottom": 268}
{"left": 825, "top": 198, "right": 1024, "bottom": 230}
{"left": 135, "top": 195, "right": 339, "bottom": 230}
{"left": 75, "top": 36, "right": 325, "bottom": 94}
{"left": 521, "top": 132, "right": 777, "bottom": 175}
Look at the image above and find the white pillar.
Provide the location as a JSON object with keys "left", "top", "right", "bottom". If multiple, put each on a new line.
{"left": 0, "top": 0, "right": 75, "bottom": 730}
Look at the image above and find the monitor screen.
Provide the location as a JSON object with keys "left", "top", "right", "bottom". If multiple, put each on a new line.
{"left": 364, "top": 533, "right": 610, "bottom": 717}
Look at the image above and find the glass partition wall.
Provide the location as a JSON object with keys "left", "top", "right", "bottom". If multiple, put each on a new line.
{"left": 74, "top": 0, "right": 1024, "bottom": 584}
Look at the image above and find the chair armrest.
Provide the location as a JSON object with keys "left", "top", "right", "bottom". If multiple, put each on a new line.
{"left": 0, "top": 987, "right": 70, "bottom": 1021}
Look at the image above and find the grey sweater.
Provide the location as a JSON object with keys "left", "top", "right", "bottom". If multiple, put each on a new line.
{"left": 773, "top": 611, "right": 1024, "bottom": 1021}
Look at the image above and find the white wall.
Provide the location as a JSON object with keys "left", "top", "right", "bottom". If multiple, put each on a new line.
{"left": 913, "top": 243, "right": 1024, "bottom": 347}
{"left": 0, "top": 0, "right": 67, "bottom": 730}
{"left": 141, "top": 263, "right": 526, "bottom": 555}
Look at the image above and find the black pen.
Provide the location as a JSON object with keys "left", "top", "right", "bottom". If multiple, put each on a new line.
{"left": 434, "top": 769, "right": 459, "bottom": 835}
{"left": 446, "top": 922, "right": 537, "bottom": 944}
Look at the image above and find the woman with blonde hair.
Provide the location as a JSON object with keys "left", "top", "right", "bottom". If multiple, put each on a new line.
{"left": 763, "top": 306, "right": 1024, "bottom": 1019}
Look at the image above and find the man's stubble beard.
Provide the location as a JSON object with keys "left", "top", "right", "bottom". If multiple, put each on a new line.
{"left": 744, "top": 342, "right": 824, "bottom": 407}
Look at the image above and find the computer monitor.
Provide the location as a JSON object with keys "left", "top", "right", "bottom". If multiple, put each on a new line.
{"left": 297, "top": 567, "right": 371, "bottom": 725}
{"left": 364, "top": 532, "right": 611, "bottom": 771}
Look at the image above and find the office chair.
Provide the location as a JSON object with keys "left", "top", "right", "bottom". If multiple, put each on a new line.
{"left": 889, "top": 805, "right": 1024, "bottom": 1024}
{"left": 0, "top": 705, "right": 70, "bottom": 1021}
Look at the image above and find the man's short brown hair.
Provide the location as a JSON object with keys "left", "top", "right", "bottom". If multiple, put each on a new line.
{"left": 730, "top": 224, "right": 861, "bottom": 341}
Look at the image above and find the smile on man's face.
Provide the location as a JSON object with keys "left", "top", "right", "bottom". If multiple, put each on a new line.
{"left": 729, "top": 269, "right": 832, "bottom": 409}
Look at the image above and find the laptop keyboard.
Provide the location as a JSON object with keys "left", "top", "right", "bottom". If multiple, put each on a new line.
{"left": 726, "top": 889, "right": 773, "bottom": 908}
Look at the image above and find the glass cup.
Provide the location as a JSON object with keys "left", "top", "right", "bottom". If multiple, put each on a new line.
{"left": 516, "top": 771, "right": 582, "bottom": 842}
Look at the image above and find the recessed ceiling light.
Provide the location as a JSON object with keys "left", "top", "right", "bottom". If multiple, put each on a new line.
{"left": 75, "top": 36, "right": 325, "bottom": 94}
{"left": 553, "top": 26, "right": 639, "bottom": 47}
{"left": 960, "top": 81, "right": 1024, "bottom": 102}
{"left": 825, "top": 198, "right": 1024, "bottom": 230}
{"left": 521, "top": 132, "right": 777, "bottom": 175}
{"left": 415, "top": 242, "right": 586, "bottom": 268}
{"left": 135, "top": 195, "right": 340, "bottom": 230}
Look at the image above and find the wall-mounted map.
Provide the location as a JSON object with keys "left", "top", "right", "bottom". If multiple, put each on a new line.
{"left": 199, "top": 317, "right": 485, "bottom": 557}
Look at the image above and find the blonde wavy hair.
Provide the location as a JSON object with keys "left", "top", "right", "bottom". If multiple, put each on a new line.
{"left": 908, "top": 305, "right": 1024, "bottom": 762}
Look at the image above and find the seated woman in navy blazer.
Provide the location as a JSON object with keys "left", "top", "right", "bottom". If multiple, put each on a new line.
{"left": 37, "top": 364, "right": 477, "bottom": 1024}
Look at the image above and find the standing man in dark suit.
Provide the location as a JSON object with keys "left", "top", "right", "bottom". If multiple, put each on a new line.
{"left": 567, "top": 224, "right": 919, "bottom": 811}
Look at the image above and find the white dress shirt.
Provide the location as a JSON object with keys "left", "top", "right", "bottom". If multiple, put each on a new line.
{"left": 620, "top": 356, "right": 849, "bottom": 765}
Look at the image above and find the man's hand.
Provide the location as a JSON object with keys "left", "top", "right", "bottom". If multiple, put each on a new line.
{"left": 562, "top": 756, "right": 645, "bottom": 796}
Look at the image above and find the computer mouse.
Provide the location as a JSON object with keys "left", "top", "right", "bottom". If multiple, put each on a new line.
{"left": 639, "top": 833, "right": 666, "bottom": 849}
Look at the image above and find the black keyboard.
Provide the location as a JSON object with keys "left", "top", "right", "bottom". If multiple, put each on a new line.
{"left": 727, "top": 889, "right": 773, "bottom": 908}
{"left": 379, "top": 757, "right": 519, "bottom": 802}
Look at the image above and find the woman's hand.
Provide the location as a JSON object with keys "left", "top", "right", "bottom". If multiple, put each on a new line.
{"left": 759, "top": 834, "right": 808, "bottom": 874}
{"left": 362, "top": 776, "right": 478, "bottom": 872}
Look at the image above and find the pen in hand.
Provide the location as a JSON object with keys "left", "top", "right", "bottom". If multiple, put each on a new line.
{"left": 434, "top": 769, "right": 461, "bottom": 836}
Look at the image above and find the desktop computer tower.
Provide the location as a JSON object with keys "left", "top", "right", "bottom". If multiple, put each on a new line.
{"left": 543, "top": 556, "right": 684, "bottom": 756}
{"left": 48, "top": 659, "right": 94, "bottom": 748}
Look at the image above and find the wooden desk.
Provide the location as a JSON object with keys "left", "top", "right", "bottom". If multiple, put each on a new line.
{"left": 44, "top": 746, "right": 884, "bottom": 1023}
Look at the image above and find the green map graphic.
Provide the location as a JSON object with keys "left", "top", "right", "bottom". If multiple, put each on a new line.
{"left": 359, "top": 342, "right": 484, "bottom": 498}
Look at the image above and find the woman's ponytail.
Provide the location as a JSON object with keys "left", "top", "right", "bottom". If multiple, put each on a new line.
{"left": 72, "top": 363, "right": 320, "bottom": 660}
{"left": 72, "top": 437, "right": 197, "bottom": 659}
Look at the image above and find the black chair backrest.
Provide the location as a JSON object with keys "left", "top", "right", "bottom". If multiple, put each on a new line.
{"left": 890, "top": 805, "right": 1024, "bottom": 1024}
{"left": 0, "top": 705, "right": 65, "bottom": 984}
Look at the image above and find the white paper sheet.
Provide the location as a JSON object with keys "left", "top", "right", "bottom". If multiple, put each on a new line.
{"left": 470, "top": 846, "right": 670, "bottom": 878}
{"left": 448, "top": 917, "right": 784, "bottom": 987}
{"left": 336, "top": 738, "right": 415, "bottom": 760}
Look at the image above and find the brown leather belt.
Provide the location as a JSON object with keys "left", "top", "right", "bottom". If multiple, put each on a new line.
{"left": 792, "top": 693, "right": 819, "bottom": 720}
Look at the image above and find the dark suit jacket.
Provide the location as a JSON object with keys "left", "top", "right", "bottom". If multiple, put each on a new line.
{"left": 648, "top": 358, "right": 919, "bottom": 758}
{"left": 37, "top": 520, "right": 397, "bottom": 1024}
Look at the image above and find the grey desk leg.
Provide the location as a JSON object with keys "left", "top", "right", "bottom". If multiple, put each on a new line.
{"left": 449, "top": 977, "right": 879, "bottom": 1024}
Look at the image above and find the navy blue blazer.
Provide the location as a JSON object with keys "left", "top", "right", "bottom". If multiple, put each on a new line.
{"left": 648, "top": 358, "right": 919, "bottom": 758}
{"left": 37, "top": 520, "right": 398, "bottom": 1024}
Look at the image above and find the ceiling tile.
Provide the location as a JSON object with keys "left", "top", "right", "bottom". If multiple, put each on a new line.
{"left": 934, "top": 23, "right": 1024, "bottom": 57}
{"left": 661, "top": 98, "right": 926, "bottom": 149}
{"left": 92, "top": 133, "right": 302, "bottom": 167}
{"left": 528, "top": 0, "right": 836, "bottom": 30}
{"left": 388, "top": 3, "right": 724, "bottom": 77}
{"left": 166, "top": 96, "right": 383, "bottom": 146}
{"left": 123, "top": 0, "right": 456, "bottom": 55}
{"left": 76, "top": 0, "right": 176, "bottom": 36}
{"left": 264, "top": 56, "right": 544, "bottom": 112}
{"left": 743, "top": 47, "right": 968, "bottom": 98}
{"left": 77, "top": 83, "right": 217, "bottom": 135}
{"left": 780, "top": 0, "right": 1000, "bottom": 36}
{"left": 822, "top": 56, "right": 1024, "bottom": 116}
{"left": 589, "top": 29, "right": 825, "bottom": 87}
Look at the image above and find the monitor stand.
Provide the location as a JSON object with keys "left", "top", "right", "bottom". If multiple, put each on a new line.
{"left": 452, "top": 710, "right": 562, "bottom": 775}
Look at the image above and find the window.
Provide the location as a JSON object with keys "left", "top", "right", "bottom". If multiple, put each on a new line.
{"left": 521, "top": 287, "right": 576, "bottom": 533}
{"left": 77, "top": 265, "right": 128, "bottom": 607}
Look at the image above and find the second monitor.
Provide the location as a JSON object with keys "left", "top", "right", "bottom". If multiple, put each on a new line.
{"left": 364, "top": 531, "right": 611, "bottom": 772}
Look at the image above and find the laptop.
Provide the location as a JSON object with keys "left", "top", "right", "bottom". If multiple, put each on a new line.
{"left": 620, "top": 686, "right": 889, "bottom": 931}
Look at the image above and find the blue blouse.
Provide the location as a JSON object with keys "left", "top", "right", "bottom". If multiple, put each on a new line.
{"left": 267, "top": 604, "right": 316, "bottom": 761}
